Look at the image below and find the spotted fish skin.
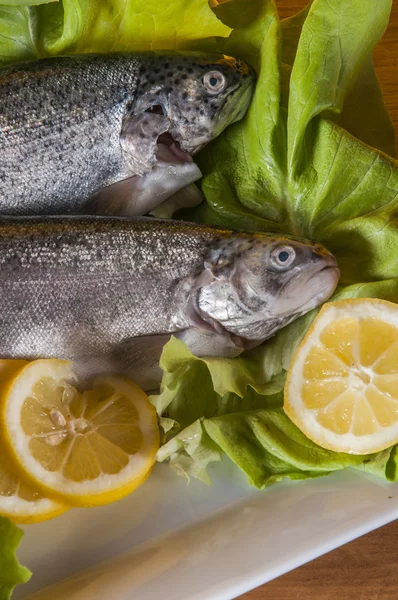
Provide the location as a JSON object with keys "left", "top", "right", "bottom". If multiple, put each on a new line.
{"left": 0, "top": 216, "right": 339, "bottom": 388}
{"left": 0, "top": 52, "right": 255, "bottom": 215}
{"left": 0, "top": 217, "right": 228, "bottom": 361}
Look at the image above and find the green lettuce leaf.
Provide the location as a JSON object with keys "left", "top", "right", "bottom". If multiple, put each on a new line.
{"left": 0, "top": 0, "right": 55, "bottom": 6}
{"left": 338, "top": 58, "right": 396, "bottom": 158}
{"left": 280, "top": 3, "right": 396, "bottom": 156}
{"left": 287, "top": 0, "right": 393, "bottom": 170}
{"left": 153, "top": 338, "right": 371, "bottom": 488}
{"left": 0, "top": 516, "right": 31, "bottom": 600}
{"left": 36, "top": 0, "right": 231, "bottom": 56}
{"left": 156, "top": 419, "right": 223, "bottom": 485}
{"left": 204, "top": 409, "right": 366, "bottom": 488}
{"left": 1, "top": 0, "right": 231, "bottom": 66}
{"left": 0, "top": 6, "right": 39, "bottom": 65}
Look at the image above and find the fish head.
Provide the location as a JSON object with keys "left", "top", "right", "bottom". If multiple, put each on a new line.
{"left": 131, "top": 53, "right": 255, "bottom": 167}
{"left": 165, "top": 54, "right": 256, "bottom": 154}
{"left": 188, "top": 235, "right": 340, "bottom": 343}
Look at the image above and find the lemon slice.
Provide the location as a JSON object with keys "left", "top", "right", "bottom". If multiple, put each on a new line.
{"left": 284, "top": 298, "right": 398, "bottom": 455}
{"left": 1, "top": 360, "right": 159, "bottom": 507}
{"left": 0, "top": 450, "right": 66, "bottom": 524}
{"left": 0, "top": 360, "right": 65, "bottom": 523}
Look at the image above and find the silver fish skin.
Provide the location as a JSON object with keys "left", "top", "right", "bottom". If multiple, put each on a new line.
{"left": 0, "top": 52, "right": 255, "bottom": 216}
{"left": 0, "top": 217, "right": 339, "bottom": 389}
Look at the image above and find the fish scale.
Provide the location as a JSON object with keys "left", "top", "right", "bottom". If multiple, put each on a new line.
{"left": 0, "top": 217, "right": 216, "bottom": 354}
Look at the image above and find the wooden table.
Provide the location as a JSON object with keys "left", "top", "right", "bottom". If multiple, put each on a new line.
{"left": 239, "top": 1, "right": 398, "bottom": 599}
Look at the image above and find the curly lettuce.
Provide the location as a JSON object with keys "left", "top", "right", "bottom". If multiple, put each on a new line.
{"left": 0, "top": 0, "right": 230, "bottom": 65}
{"left": 0, "top": 517, "right": 31, "bottom": 600}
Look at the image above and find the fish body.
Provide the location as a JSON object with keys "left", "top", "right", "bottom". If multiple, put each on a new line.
{"left": 0, "top": 53, "right": 254, "bottom": 216}
{"left": 0, "top": 217, "right": 339, "bottom": 388}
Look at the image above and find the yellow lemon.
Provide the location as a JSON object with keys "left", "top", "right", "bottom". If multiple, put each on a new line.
{"left": 1, "top": 360, "right": 159, "bottom": 507}
{"left": 284, "top": 298, "right": 398, "bottom": 454}
{"left": 0, "top": 360, "right": 65, "bottom": 523}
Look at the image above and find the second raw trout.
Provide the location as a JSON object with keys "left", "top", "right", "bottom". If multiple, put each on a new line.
{"left": 0, "top": 217, "right": 339, "bottom": 389}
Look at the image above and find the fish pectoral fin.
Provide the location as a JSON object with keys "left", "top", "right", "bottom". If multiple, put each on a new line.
{"left": 111, "top": 334, "right": 172, "bottom": 391}
{"left": 112, "top": 329, "right": 244, "bottom": 391}
{"left": 149, "top": 183, "right": 204, "bottom": 219}
{"left": 79, "top": 179, "right": 136, "bottom": 215}
{"left": 80, "top": 162, "right": 202, "bottom": 217}
{"left": 121, "top": 112, "right": 170, "bottom": 176}
{"left": 175, "top": 328, "right": 244, "bottom": 359}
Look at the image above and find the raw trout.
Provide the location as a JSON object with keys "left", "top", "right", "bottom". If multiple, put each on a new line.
{"left": 0, "top": 53, "right": 254, "bottom": 217}
{"left": 0, "top": 217, "right": 339, "bottom": 389}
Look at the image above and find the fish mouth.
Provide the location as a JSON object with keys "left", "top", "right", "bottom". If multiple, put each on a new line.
{"left": 156, "top": 132, "right": 193, "bottom": 164}
{"left": 273, "top": 262, "right": 340, "bottom": 318}
{"left": 220, "top": 73, "right": 256, "bottom": 126}
{"left": 302, "top": 265, "right": 341, "bottom": 309}
{"left": 145, "top": 105, "right": 193, "bottom": 165}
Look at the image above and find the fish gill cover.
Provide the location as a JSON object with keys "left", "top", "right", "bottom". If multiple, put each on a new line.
{"left": 0, "top": 0, "right": 398, "bottom": 489}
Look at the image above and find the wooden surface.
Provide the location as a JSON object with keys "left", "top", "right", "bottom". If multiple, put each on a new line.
{"left": 239, "top": 1, "right": 398, "bottom": 599}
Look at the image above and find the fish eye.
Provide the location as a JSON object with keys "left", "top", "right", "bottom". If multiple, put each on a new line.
{"left": 271, "top": 246, "right": 296, "bottom": 269}
{"left": 203, "top": 71, "right": 227, "bottom": 95}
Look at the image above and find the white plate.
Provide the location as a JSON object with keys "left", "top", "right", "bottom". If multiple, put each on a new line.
{"left": 16, "top": 461, "right": 398, "bottom": 600}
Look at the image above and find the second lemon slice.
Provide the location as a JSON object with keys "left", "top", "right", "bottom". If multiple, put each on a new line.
{"left": 1, "top": 360, "right": 159, "bottom": 507}
{"left": 284, "top": 298, "right": 398, "bottom": 455}
{"left": 0, "top": 451, "right": 65, "bottom": 524}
